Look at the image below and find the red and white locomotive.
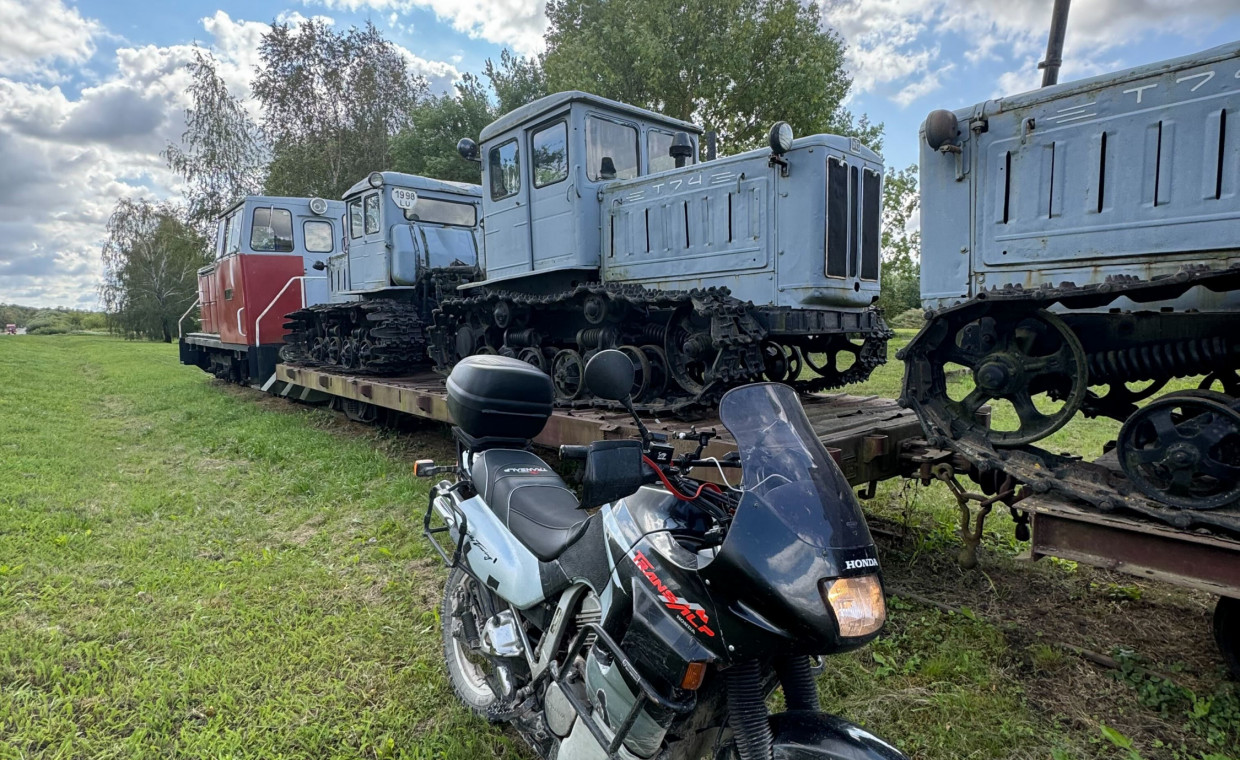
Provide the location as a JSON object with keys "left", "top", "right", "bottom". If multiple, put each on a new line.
{"left": 179, "top": 195, "right": 344, "bottom": 386}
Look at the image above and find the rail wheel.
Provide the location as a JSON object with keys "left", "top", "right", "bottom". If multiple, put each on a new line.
{"left": 908, "top": 309, "right": 1088, "bottom": 447}
{"left": 1215, "top": 596, "right": 1240, "bottom": 680}
{"left": 551, "top": 349, "right": 585, "bottom": 401}
{"left": 1117, "top": 390, "right": 1240, "bottom": 510}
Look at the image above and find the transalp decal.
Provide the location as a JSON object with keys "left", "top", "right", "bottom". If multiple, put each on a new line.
{"left": 631, "top": 550, "right": 716, "bottom": 638}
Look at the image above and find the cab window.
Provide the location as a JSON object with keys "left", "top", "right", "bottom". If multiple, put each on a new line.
{"left": 648, "top": 130, "right": 694, "bottom": 174}
{"left": 489, "top": 139, "right": 520, "bottom": 200}
{"left": 586, "top": 116, "right": 638, "bottom": 181}
{"left": 532, "top": 121, "right": 568, "bottom": 188}
{"left": 221, "top": 210, "right": 243, "bottom": 256}
{"left": 404, "top": 198, "right": 477, "bottom": 227}
{"left": 348, "top": 198, "right": 363, "bottom": 239}
{"left": 251, "top": 207, "right": 294, "bottom": 252}
{"left": 304, "top": 220, "right": 334, "bottom": 253}
{"left": 364, "top": 193, "right": 380, "bottom": 235}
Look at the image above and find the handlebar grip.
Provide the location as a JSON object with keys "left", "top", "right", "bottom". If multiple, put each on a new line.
{"left": 559, "top": 445, "right": 589, "bottom": 460}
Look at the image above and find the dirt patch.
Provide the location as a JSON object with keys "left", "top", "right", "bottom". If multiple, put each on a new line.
{"left": 876, "top": 530, "right": 1233, "bottom": 756}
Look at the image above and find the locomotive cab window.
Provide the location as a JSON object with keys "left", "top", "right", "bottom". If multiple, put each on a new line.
{"left": 304, "top": 220, "right": 334, "bottom": 253}
{"left": 648, "top": 129, "right": 693, "bottom": 174}
{"left": 532, "top": 121, "right": 568, "bottom": 188}
{"left": 489, "top": 139, "right": 520, "bottom": 200}
{"left": 404, "top": 198, "right": 477, "bottom": 227}
{"left": 219, "top": 210, "right": 242, "bottom": 258}
{"left": 251, "top": 207, "right": 294, "bottom": 252}
{"left": 364, "top": 193, "right": 381, "bottom": 235}
{"left": 586, "top": 116, "right": 638, "bottom": 182}
{"left": 348, "top": 198, "right": 364, "bottom": 239}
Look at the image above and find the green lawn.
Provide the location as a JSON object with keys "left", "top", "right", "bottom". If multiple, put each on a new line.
{"left": 0, "top": 336, "right": 1235, "bottom": 760}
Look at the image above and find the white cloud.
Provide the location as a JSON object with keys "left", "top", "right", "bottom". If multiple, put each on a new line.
{"left": 0, "top": 0, "right": 101, "bottom": 78}
{"left": 823, "top": 0, "right": 1240, "bottom": 108}
{"left": 304, "top": 0, "right": 549, "bottom": 55}
{"left": 0, "top": 9, "right": 464, "bottom": 308}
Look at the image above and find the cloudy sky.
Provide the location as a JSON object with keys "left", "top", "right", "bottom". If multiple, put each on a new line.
{"left": 1, "top": 0, "right": 1238, "bottom": 309}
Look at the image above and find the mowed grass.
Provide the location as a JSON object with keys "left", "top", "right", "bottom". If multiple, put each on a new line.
{"left": 0, "top": 336, "right": 519, "bottom": 759}
{"left": 1, "top": 335, "right": 1236, "bottom": 760}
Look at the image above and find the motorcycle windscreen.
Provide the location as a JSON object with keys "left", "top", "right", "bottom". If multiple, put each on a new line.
{"left": 718, "top": 383, "right": 873, "bottom": 552}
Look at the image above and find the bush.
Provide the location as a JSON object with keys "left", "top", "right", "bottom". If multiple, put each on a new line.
{"left": 888, "top": 308, "right": 926, "bottom": 330}
{"left": 26, "top": 325, "right": 70, "bottom": 335}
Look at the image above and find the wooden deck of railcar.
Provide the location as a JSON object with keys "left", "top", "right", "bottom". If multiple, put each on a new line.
{"left": 270, "top": 363, "right": 924, "bottom": 488}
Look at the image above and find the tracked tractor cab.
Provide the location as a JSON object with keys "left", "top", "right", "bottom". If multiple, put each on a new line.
{"left": 328, "top": 172, "right": 482, "bottom": 303}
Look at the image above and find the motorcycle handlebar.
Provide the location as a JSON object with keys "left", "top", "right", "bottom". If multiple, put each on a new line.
{"left": 558, "top": 445, "right": 589, "bottom": 461}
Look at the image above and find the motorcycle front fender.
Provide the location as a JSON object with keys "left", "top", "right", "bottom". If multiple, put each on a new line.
{"left": 770, "top": 711, "right": 908, "bottom": 760}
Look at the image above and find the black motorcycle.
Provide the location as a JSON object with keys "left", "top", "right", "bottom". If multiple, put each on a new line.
{"left": 416, "top": 349, "right": 906, "bottom": 759}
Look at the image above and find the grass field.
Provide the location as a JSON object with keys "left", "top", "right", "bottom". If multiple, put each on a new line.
{"left": 1, "top": 335, "right": 1237, "bottom": 760}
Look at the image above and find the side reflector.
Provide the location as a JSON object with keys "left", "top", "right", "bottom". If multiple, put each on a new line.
{"left": 680, "top": 661, "right": 707, "bottom": 691}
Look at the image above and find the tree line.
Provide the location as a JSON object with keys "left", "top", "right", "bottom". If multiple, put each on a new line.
{"left": 0, "top": 304, "right": 108, "bottom": 334}
{"left": 100, "top": 0, "right": 921, "bottom": 342}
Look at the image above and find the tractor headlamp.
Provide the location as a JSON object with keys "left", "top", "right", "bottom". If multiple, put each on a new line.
{"left": 820, "top": 574, "right": 886, "bottom": 638}
{"left": 768, "top": 121, "right": 794, "bottom": 155}
{"left": 367, "top": 171, "right": 384, "bottom": 188}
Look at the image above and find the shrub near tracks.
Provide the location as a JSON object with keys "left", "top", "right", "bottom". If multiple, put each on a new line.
{"left": 0, "top": 336, "right": 518, "bottom": 759}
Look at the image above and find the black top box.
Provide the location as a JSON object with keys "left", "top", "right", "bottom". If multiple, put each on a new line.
{"left": 446, "top": 355, "right": 554, "bottom": 442}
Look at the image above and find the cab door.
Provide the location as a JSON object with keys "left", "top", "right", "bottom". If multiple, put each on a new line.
{"left": 482, "top": 136, "right": 532, "bottom": 280}
{"left": 529, "top": 117, "right": 575, "bottom": 270}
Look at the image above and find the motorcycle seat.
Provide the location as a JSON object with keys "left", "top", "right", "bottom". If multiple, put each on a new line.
{"left": 470, "top": 449, "right": 588, "bottom": 562}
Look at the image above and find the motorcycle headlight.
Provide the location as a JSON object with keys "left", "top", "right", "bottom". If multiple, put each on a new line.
{"left": 820, "top": 574, "right": 886, "bottom": 638}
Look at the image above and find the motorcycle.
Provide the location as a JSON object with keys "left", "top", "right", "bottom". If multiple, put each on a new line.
{"left": 416, "top": 349, "right": 907, "bottom": 760}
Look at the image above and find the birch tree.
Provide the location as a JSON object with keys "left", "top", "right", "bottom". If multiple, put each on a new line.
{"left": 100, "top": 199, "right": 209, "bottom": 342}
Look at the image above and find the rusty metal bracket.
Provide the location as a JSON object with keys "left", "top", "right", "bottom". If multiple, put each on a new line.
{"left": 929, "top": 463, "right": 1027, "bottom": 568}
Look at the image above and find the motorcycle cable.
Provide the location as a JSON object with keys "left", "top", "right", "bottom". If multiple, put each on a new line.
{"left": 642, "top": 455, "right": 723, "bottom": 502}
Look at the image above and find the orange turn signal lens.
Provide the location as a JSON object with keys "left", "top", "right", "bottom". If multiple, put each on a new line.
{"left": 680, "top": 661, "right": 707, "bottom": 690}
{"left": 413, "top": 460, "right": 434, "bottom": 477}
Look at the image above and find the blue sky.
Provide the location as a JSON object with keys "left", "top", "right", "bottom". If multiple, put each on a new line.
{"left": 2, "top": 0, "right": 1239, "bottom": 308}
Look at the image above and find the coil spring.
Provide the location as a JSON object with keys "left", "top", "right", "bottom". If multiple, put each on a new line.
{"left": 503, "top": 328, "right": 541, "bottom": 348}
{"left": 1087, "top": 337, "right": 1237, "bottom": 383}
{"left": 576, "top": 326, "right": 618, "bottom": 349}
{"left": 641, "top": 323, "right": 667, "bottom": 343}
{"left": 724, "top": 660, "right": 772, "bottom": 760}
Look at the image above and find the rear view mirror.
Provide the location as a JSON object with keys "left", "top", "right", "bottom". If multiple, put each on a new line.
{"left": 585, "top": 350, "right": 635, "bottom": 402}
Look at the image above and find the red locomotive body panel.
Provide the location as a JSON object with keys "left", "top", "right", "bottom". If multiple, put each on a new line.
{"left": 209, "top": 252, "right": 304, "bottom": 347}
